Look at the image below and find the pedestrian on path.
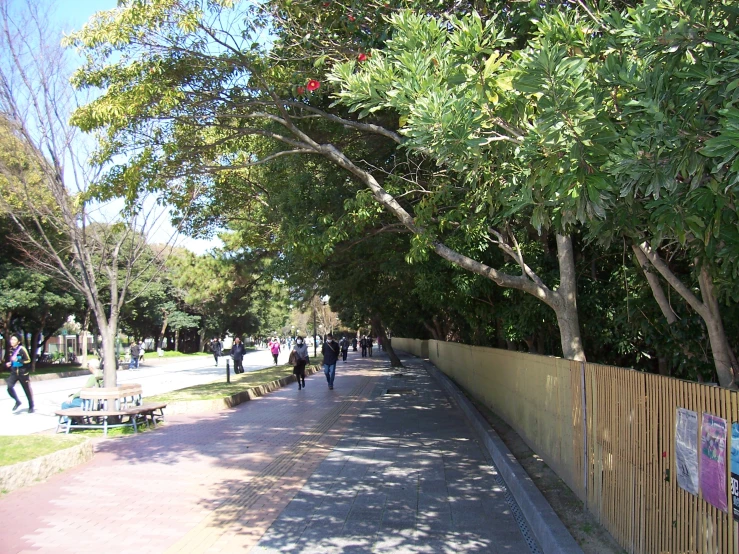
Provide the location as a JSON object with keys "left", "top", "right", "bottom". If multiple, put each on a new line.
{"left": 5, "top": 334, "right": 34, "bottom": 413}
{"left": 211, "top": 337, "right": 223, "bottom": 367}
{"left": 322, "top": 333, "right": 340, "bottom": 390}
{"left": 291, "top": 336, "right": 309, "bottom": 390}
{"left": 367, "top": 336, "right": 373, "bottom": 357}
{"left": 138, "top": 340, "right": 145, "bottom": 365}
{"left": 360, "top": 335, "right": 367, "bottom": 357}
{"left": 269, "top": 337, "right": 281, "bottom": 365}
{"left": 129, "top": 341, "right": 140, "bottom": 369}
{"left": 231, "top": 336, "right": 246, "bottom": 374}
{"left": 339, "top": 335, "right": 349, "bottom": 363}
{"left": 352, "top": 336, "right": 357, "bottom": 351}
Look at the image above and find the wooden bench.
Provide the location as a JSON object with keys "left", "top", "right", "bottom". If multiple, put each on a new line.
{"left": 54, "top": 384, "right": 167, "bottom": 436}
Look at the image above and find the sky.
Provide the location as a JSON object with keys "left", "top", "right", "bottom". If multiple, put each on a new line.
{"left": 55, "top": 1, "right": 223, "bottom": 254}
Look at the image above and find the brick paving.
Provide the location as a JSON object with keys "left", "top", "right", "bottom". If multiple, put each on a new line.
{"left": 0, "top": 352, "right": 540, "bottom": 553}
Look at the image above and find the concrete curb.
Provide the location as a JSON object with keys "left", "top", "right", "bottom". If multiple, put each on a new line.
{"left": 164, "top": 365, "right": 322, "bottom": 415}
{"left": 422, "top": 359, "right": 584, "bottom": 554}
{"left": 0, "top": 439, "right": 93, "bottom": 494}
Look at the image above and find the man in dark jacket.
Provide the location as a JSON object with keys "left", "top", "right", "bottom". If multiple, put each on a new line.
{"left": 231, "top": 337, "right": 246, "bottom": 374}
{"left": 321, "top": 333, "right": 340, "bottom": 390}
{"left": 129, "top": 342, "right": 140, "bottom": 370}
{"left": 339, "top": 336, "right": 349, "bottom": 363}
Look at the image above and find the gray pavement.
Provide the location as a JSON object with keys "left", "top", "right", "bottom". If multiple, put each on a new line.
{"left": 253, "top": 355, "right": 542, "bottom": 554}
{"left": 0, "top": 347, "right": 289, "bottom": 436}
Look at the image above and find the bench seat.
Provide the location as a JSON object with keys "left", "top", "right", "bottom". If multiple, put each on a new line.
{"left": 55, "top": 384, "right": 166, "bottom": 436}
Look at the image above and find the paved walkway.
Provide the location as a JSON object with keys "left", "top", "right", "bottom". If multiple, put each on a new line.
{"left": 0, "top": 351, "right": 539, "bottom": 553}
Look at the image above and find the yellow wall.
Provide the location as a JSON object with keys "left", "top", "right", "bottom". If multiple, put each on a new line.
{"left": 394, "top": 338, "right": 739, "bottom": 554}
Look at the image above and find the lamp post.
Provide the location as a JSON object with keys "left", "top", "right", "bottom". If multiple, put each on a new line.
{"left": 313, "top": 305, "right": 318, "bottom": 357}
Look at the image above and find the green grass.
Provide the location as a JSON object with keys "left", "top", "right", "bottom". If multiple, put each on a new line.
{"left": 150, "top": 350, "right": 211, "bottom": 358}
{"left": 147, "top": 363, "right": 296, "bottom": 402}
{"left": 0, "top": 364, "right": 83, "bottom": 380}
{"left": 0, "top": 435, "right": 87, "bottom": 466}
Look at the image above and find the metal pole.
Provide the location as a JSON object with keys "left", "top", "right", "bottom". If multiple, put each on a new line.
{"left": 313, "top": 306, "right": 317, "bottom": 358}
{"left": 226, "top": 358, "right": 231, "bottom": 383}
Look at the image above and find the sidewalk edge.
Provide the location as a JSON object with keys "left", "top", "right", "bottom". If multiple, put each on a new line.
{"left": 422, "top": 359, "right": 584, "bottom": 554}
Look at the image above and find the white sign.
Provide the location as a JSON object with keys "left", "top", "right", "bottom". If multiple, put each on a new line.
{"left": 676, "top": 407, "right": 699, "bottom": 496}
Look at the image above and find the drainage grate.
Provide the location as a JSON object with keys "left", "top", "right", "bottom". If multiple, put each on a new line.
{"left": 384, "top": 388, "right": 417, "bottom": 395}
{"left": 492, "top": 469, "right": 543, "bottom": 554}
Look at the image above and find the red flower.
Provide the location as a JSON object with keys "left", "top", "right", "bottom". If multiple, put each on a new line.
{"left": 348, "top": 15, "right": 355, "bottom": 22}
{"left": 297, "top": 86, "right": 305, "bottom": 95}
{"left": 306, "top": 79, "right": 321, "bottom": 92}
{"left": 358, "top": 53, "right": 368, "bottom": 62}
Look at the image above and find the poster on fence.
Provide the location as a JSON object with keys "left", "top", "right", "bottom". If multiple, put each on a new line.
{"left": 676, "top": 408, "right": 699, "bottom": 495}
{"left": 700, "top": 414, "right": 728, "bottom": 511}
{"left": 731, "top": 423, "right": 739, "bottom": 519}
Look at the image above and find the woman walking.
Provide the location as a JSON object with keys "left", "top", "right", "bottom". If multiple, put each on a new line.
{"left": 6, "top": 335, "right": 33, "bottom": 413}
{"left": 269, "top": 337, "right": 281, "bottom": 365}
{"left": 292, "top": 337, "right": 309, "bottom": 390}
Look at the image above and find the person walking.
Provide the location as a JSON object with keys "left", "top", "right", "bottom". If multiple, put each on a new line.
{"left": 269, "top": 337, "right": 281, "bottom": 365}
{"left": 339, "top": 335, "right": 349, "bottom": 363}
{"left": 351, "top": 336, "right": 358, "bottom": 352}
{"left": 231, "top": 336, "right": 246, "bottom": 374}
{"left": 211, "top": 337, "right": 223, "bottom": 367}
{"left": 322, "top": 333, "right": 340, "bottom": 390}
{"left": 292, "top": 336, "right": 310, "bottom": 390}
{"left": 129, "top": 341, "right": 140, "bottom": 370}
{"left": 367, "top": 336, "right": 374, "bottom": 357}
{"left": 138, "top": 340, "right": 145, "bottom": 365}
{"left": 360, "top": 335, "right": 367, "bottom": 357}
{"left": 5, "top": 334, "right": 34, "bottom": 413}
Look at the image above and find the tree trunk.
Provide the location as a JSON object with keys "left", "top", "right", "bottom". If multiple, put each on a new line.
{"left": 199, "top": 326, "right": 206, "bottom": 352}
{"left": 632, "top": 244, "right": 678, "bottom": 324}
{"left": 658, "top": 357, "right": 670, "bottom": 376}
{"left": 159, "top": 313, "right": 169, "bottom": 350}
{"left": 698, "top": 268, "right": 738, "bottom": 387}
{"left": 524, "top": 336, "right": 536, "bottom": 353}
{"left": 552, "top": 234, "right": 586, "bottom": 361}
{"left": 637, "top": 242, "right": 737, "bottom": 387}
{"left": 175, "top": 328, "right": 180, "bottom": 352}
{"left": 423, "top": 321, "right": 440, "bottom": 341}
{"left": 80, "top": 308, "right": 90, "bottom": 365}
{"left": 372, "top": 315, "right": 402, "bottom": 367}
{"left": 93, "top": 309, "right": 118, "bottom": 388}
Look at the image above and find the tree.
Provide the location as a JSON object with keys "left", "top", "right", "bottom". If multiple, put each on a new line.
{"left": 0, "top": 0, "right": 179, "bottom": 385}
{"left": 65, "top": 1, "right": 587, "bottom": 361}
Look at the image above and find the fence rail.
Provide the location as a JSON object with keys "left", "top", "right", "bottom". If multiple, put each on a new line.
{"left": 392, "top": 337, "right": 738, "bottom": 554}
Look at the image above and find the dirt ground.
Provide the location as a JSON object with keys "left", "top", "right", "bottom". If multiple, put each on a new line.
{"left": 471, "top": 398, "right": 626, "bottom": 554}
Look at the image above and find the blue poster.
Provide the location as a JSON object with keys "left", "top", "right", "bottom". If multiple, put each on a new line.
{"left": 731, "top": 423, "right": 739, "bottom": 519}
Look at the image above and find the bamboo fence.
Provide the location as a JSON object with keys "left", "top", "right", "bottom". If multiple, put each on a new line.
{"left": 391, "top": 337, "right": 739, "bottom": 554}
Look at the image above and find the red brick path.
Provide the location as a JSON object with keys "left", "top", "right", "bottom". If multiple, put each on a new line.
{"left": 0, "top": 358, "right": 380, "bottom": 554}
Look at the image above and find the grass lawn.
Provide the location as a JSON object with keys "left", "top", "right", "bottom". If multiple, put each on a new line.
{"left": 150, "top": 350, "right": 211, "bottom": 358}
{"left": 0, "top": 435, "right": 87, "bottom": 467}
{"left": 147, "top": 363, "right": 297, "bottom": 402}
{"left": 0, "top": 364, "right": 83, "bottom": 380}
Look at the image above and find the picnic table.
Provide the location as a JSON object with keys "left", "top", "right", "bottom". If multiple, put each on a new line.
{"left": 54, "top": 384, "right": 167, "bottom": 436}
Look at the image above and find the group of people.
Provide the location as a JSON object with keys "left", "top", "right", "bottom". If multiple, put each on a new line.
{"left": 128, "top": 340, "right": 145, "bottom": 369}
{"left": 209, "top": 337, "right": 248, "bottom": 373}
{"left": 288, "top": 333, "right": 355, "bottom": 391}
